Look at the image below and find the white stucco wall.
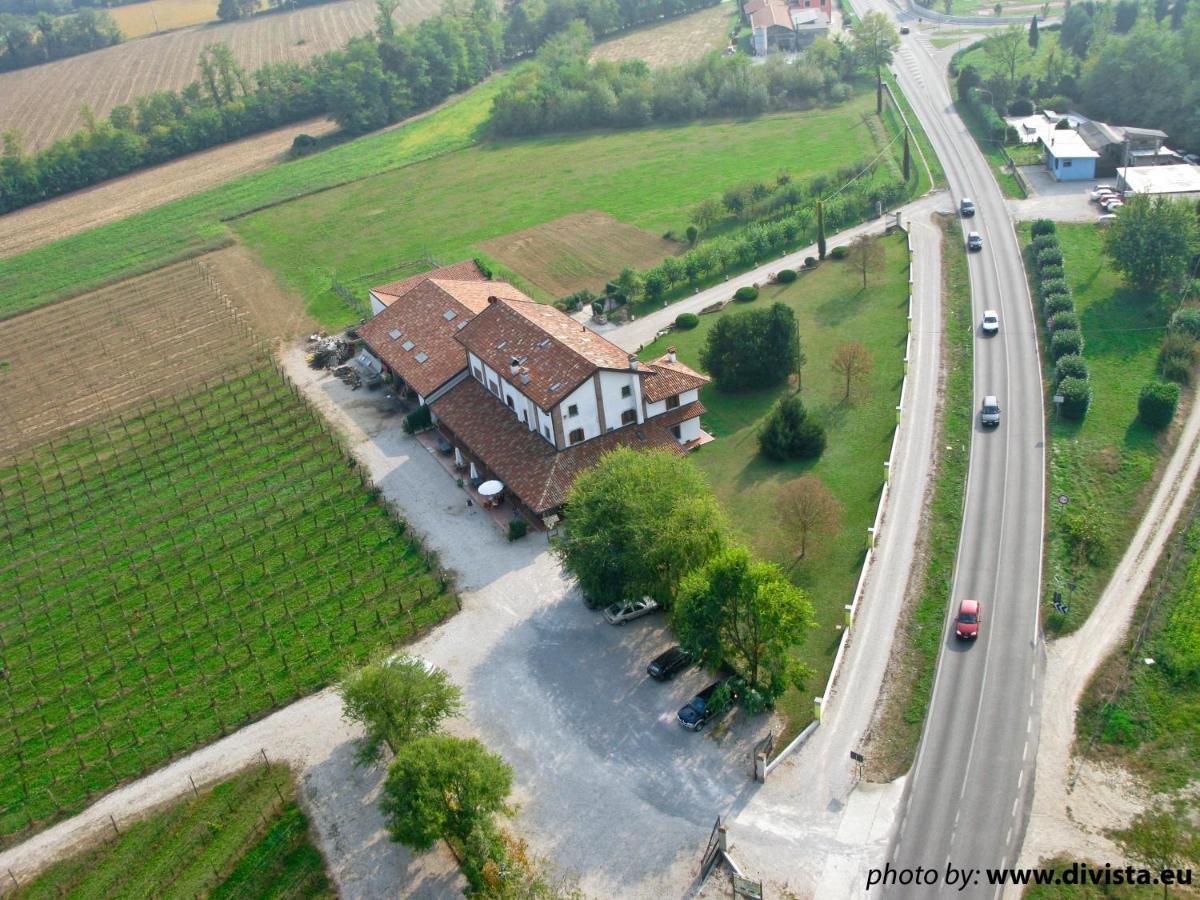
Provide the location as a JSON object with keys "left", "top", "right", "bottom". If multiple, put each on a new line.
{"left": 369, "top": 292, "right": 386, "bottom": 317}
{"left": 559, "top": 377, "right": 600, "bottom": 444}
{"left": 677, "top": 417, "right": 702, "bottom": 443}
{"left": 598, "top": 370, "right": 642, "bottom": 428}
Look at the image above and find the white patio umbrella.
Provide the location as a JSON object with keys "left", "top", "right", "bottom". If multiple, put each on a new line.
{"left": 478, "top": 480, "right": 504, "bottom": 498}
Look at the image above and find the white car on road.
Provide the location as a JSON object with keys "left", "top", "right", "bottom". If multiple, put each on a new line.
{"left": 981, "top": 310, "right": 1000, "bottom": 334}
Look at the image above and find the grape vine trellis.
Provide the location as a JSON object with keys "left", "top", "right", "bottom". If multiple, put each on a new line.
{"left": 0, "top": 363, "right": 456, "bottom": 845}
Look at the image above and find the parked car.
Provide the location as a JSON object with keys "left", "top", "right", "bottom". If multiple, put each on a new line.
{"left": 899, "top": 25, "right": 910, "bottom": 33}
{"left": 1098, "top": 213, "right": 1118, "bottom": 224}
{"left": 980, "top": 395, "right": 1001, "bottom": 427}
{"left": 955, "top": 599, "right": 981, "bottom": 640}
{"left": 1101, "top": 197, "right": 1125, "bottom": 212}
{"left": 603, "top": 596, "right": 659, "bottom": 625}
{"left": 1182, "top": 153, "right": 1199, "bottom": 165}
{"left": 960, "top": 197, "right": 976, "bottom": 217}
{"left": 677, "top": 680, "right": 729, "bottom": 731}
{"left": 647, "top": 646, "right": 695, "bottom": 681}
{"left": 1089, "top": 185, "right": 1118, "bottom": 201}
{"left": 967, "top": 231, "right": 983, "bottom": 252}
{"left": 981, "top": 310, "right": 999, "bottom": 334}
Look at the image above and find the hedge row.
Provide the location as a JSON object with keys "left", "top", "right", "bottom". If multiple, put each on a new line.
{"left": 1030, "top": 220, "right": 1090, "bottom": 420}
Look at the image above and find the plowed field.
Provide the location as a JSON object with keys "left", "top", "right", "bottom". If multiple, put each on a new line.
{"left": 0, "top": 0, "right": 442, "bottom": 150}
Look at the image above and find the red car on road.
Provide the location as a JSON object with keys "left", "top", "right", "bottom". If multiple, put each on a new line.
{"left": 955, "top": 599, "right": 981, "bottom": 640}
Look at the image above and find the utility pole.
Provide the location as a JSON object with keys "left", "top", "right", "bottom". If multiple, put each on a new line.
{"left": 902, "top": 128, "right": 911, "bottom": 181}
{"left": 817, "top": 200, "right": 826, "bottom": 260}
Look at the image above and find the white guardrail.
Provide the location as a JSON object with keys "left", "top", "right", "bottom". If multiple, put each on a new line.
{"left": 763, "top": 229, "right": 914, "bottom": 778}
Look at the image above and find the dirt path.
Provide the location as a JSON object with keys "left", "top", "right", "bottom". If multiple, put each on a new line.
{"left": 0, "top": 117, "right": 338, "bottom": 261}
{"left": 1015, "top": 391, "right": 1200, "bottom": 883}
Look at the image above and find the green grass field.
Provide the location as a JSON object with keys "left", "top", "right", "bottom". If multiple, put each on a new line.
{"left": 0, "top": 78, "right": 506, "bottom": 323}
{"left": 1023, "top": 223, "right": 1170, "bottom": 635}
{"left": 0, "top": 365, "right": 456, "bottom": 844}
{"left": 14, "top": 764, "right": 333, "bottom": 898}
{"left": 234, "top": 93, "right": 889, "bottom": 325}
{"left": 639, "top": 233, "right": 910, "bottom": 738}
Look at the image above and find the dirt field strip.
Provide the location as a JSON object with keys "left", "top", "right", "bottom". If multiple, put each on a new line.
{"left": 478, "top": 211, "right": 682, "bottom": 298}
{"left": 110, "top": 0, "right": 225, "bottom": 39}
{"left": 0, "top": 0, "right": 443, "bottom": 150}
{"left": 589, "top": 2, "right": 733, "bottom": 67}
{"left": 1016, "top": 391, "right": 1200, "bottom": 882}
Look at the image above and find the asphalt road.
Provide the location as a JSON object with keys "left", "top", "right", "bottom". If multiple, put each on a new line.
{"left": 854, "top": 19, "right": 1049, "bottom": 898}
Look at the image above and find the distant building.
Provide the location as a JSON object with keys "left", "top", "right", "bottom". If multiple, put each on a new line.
{"left": 744, "top": 0, "right": 831, "bottom": 54}
{"left": 1117, "top": 165, "right": 1200, "bottom": 201}
{"left": 1040, "top": 130, "right": 1099, "bottom": 182}
{"left": 1078, "top": 121, "right": 1173, "bottom": 177}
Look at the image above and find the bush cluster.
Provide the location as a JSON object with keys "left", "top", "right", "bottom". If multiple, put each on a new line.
{"left": 828, "top": 245, "right": 849, "bottom": 260}
{"left": 1162, "top": 307, "right": 1200, "bottom": 385}
{"left": 775, "top": 269, "right": 798, "bottom": 284}
{"left": 1031, "top": 229, "right": 1090, "bottom": 418}
{"left": 402, "top": 405, "right": 433, "bottom": 434}
{"left": 1138, "top": 381, "right": 1179, "bottom": 429}
{"left": 757, "top": 394, "right": 826, "bottom": 461}
{"left": 733, "top": 286, "right": 759, "bottom": 302}
{"left": 675, "top": 312, "right": 700, "bottom": 330}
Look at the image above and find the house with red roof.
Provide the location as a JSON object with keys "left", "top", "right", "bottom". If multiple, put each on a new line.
{"left": 358, "top": 263, "right": 712, "bottom": 524}
{"left": 743, "top": 0, "right": 830, "bottom": 54}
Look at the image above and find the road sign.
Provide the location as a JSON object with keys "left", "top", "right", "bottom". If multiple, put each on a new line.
{"left": 850, "top": 750, "right": 865, "bottom": 763}
{"left": 1053, "top": 394, "right": 1065, "bottom": 404}
{"left": 1058, "top": 494, "right": 1069, "bottom": 505}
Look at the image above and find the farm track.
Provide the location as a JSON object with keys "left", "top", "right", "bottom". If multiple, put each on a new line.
{"left": 0, "top": 260, "right": 261, "bottom": 454}
{"left": 0, "top": 0, "right": 443, "bottom": 150}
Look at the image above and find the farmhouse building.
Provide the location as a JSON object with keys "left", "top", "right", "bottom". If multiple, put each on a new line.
{"left": 366, "top": 259, "right": 487, "bottom": 316}
{"left": 743, "top": 0, "right": 830, "bottom": 54}
{"left": 359, "top": 266, "right": 712, "bottom": 524}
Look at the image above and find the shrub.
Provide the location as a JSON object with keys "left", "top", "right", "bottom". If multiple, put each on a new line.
{"left": 734, "top": 286, "right": 759, "bottom": 302}
{"left": 1054, "top": 354, "right": 1088, "bottom": 384}
{"left": 1037, "top": 247, "right": 1064, "bottom": 270}
{"left": 1163, "top": 358, "right": 1191, "bottom": 385}
{"left": 1051, "top": 329, "right": 1084, "bottom": 360}
{"left": 675, "top": 312, "right": 700, "bottom": 330}
{"left": 1161, "top": 331, "right": 1197, "bottom": 366}
{"left": 1058, "top": 376, "right": 1091, "bottom": 419}
{"left": 1138, "top": 381, "right": 1179, "bottom": 428}
{"left": 757, "top": 395, "right": 825, "bottom": 461}
{"left": 1062, "top": 509, "right": 1109, "bottom": 566}
{"left": 1047, "top": 311, "right": 1080, "bottom": 333}
{"left": 1039, "top": 264, "right": 1064, "bottom": 284}
{"left": 402, "top": 405, "right": 432, "bottom": 434}
{"left": 290, "top": 133, "right": 319, "bottom": 156}
{"left": 792, "top": 418, "right": 827, "bottom": 459}
{"left": 1039, "top": 278, "right": 1069, "bottom": 301}
{"left": 1031, "top": 234, "right": 1060, "bottom": 254}
{"left": 1031, "top": 219, "right": 1057, "bottom": 237}
{"left": 1169, "top": 307, "right": 1200, "bottom": 340}
{"left": 507, "top": 517, "right": 529, "bottom": 541}
{"left": 1160, "top": 583, "right": 1200, "bottom": 685}
{"left": 829, "top": 246, "right": 849, "bottom": 260}
{"left": 1043, "top": 293, "right": 1075, "bottom": 317}
{"left": 776, "top": 268, "right": 798, "bottom": 283}
{"left": 686, "top": 224, "right": 698, "bottom": 244}
{"left": 804, "top": 256, "right": 818, "bottom": 269}
{"left": 1008, "top": 97, "right": 1034, "bottom": 116}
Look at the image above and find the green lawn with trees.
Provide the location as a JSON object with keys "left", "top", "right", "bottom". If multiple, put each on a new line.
{"left": 637, "top": 233, "right": 910, "bottom": 736}
{"left": 13, "top": 765, "right": 332, "bottom": 899}
{"left": 1025, "top": 212, "right": 1198, "bottom": 635}
{"left": 233, "top": 91, "right": 887, "bottom": 324}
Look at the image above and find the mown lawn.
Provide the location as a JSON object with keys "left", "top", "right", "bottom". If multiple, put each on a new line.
{"left": 639, "top": 233, "right": 910, "bottom": 738}
{"left": 234, "top": 92, "right": 888, "bottom": 325}
{"left": 0, "top": 77, "right": 506, "bottom": 323}
{"left": 14, "top": 765, "right": 333, "bottom": 899}
{"left": 1023, "top": 223, "right": 1171, "bottom": 634}
{"left": 0, "top": 365, "right": 456, "bottom": 844}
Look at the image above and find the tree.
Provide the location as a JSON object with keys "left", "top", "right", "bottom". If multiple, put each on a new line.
{"left": 381, "top": 734, "right": 512, "bottom": 854}
{"left": 1113, "top": 809, "right": 1200, "bottom": 900}
{"left": 554, "top": 448, "right": 727, "bottom": 609}
{"left": 830, "top": 342, "right": 874, "bottom": 401}
{"left": 692, "top": 197, "right": 723, "bottom": 231}
{"left": 984, "top": 24, "right": 1030, "bottom": 88}
{"left": 1103, "top": 194, "right": 1199, "bottom": 294}
{"left": 673, "top": 545, "right": 815, "bottom": 700}
{"left": 757, "top": 395, "right": 825, "bottom": 461}
{"left": 216, "top": 0, "right": 257, "bottom": 21}
{"left": 375, "top": 0, "right": 401, "bottom": 38}
{"left": 776, "top": 476, "right": 842, "bottom": 561}
{"left": 339, "top": 651, "right": 462, "bottom": 762}
{"left": 1138, "top": 380, "right": 1180, "bottom": 428}
{"left": 1171, "top": 0, "right": 1188, "bottom": 29}
{"left": 1029, "top": 15, "right": 1040, "bottom": 48}
{"left": 942, "top": 0, "right": 952, "bottom": 13}
{"left": 700, "top": 302, "right": 799, "bottom": 392}
{"left": 1114, "top": 0, "right": 1139, "bottom": 31}
{"left": 851, "top": 11, "right": 899, "bottom": 114}
{"left": 845, "top": 234, "right": 885, "bottom": 289}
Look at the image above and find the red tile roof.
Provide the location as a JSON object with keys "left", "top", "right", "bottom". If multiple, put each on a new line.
{"left": 359, "top": 279, "right": 533, "bottom": 398}
{"left": 641, "top": 355, "right": 709, "bottom": 403}
{"left": 370, "top": 260, "right": 486, "bottom": 307}
{"left": 649, "top": 399, "right": 706, "bottom": 430}
{"left": 457, "top": 298, "right": 636, "bottom": 410}
{"left": 431, "top": 379, "right": 689, "bottom": 514}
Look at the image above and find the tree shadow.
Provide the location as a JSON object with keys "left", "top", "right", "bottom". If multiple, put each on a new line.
{"left": 814, "top": 283, "right": 869, "bottom": 329}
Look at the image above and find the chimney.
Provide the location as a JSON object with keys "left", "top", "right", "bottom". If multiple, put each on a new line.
{"left": 487, "top": 295, "right": 500, "bottom": 305}
{"left": 629, "top": 355, "right": 638, "bottom": 371}
{"left": 518, "top": 367, "right": 530, "bottom": 385}
{"left": 509, "top": 357, "right": 520, "bottom": 376}
{"left": 667, "top": 346, "right": 677, "bottom": 364}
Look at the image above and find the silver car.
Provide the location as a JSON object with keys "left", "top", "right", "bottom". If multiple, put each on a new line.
{"left": 980, "top": 395, "right": 1001, "bottom": 427}
{"left": 604, "top": 596, "right": 660, "bottom": 625}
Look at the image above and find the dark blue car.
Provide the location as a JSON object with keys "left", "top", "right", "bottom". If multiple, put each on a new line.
{"left": 677, "top": 681, "right": 726, "bottom": 731}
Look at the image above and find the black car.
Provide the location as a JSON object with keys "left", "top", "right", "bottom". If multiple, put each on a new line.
{"left": 647, "top": 646, "right": 694, "bottom": 681}
{"left": 677, "top": 680, "right": 727, "bottom": 731}
{"left": 960, "top": 197, "right": 976, "bottom": 217}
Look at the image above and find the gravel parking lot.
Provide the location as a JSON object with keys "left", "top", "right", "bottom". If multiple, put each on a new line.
{"left": 1007, "top": 166, "right": 1111, "bottom": 222}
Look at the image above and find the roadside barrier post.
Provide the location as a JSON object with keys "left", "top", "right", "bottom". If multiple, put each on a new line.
{"left": 814, "top": 697, "right": 824, "bottom": 722}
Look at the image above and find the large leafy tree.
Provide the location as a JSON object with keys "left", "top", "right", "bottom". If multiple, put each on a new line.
{"left": 673, "top": 545, "right": 815, "bottom": 700}
{"left": 983, "top": 23, "right": 1030, "bottom": 88}
{"left": 1102, "top": 194, "right": 1199, "bottom": 294}
{"left": 554, "top": 447, "right": 727, "bottom": 608}
{"left": 381, "top": 734, "right": 512, "bottom": 853}
{"left": 851, "top": 11, "right": 899, "bottom": 113}
{"left": 700, "top": 302, "right": 799, "bottom": 392}
{"left": 339, "top": 652, "right": 462, "bottom": 762}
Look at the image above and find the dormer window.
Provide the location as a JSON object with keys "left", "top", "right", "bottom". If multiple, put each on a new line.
{"left": 401, "top": 340, "right": 415, "bottom": 351}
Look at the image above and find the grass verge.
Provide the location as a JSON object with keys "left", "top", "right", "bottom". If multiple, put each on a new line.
{"left": 1023, "top": 223, "right": 1175, "bottom": 635}
{"left": 1024, "top": 856, "right": 1161, "bottom": 898}
{"left": 14, "top": 764, "right": 333, "bottom": 898}
{"left": 0, "top": 364, "right": 457, "bottom": 844}
{"left": 865, "top": 216, "right": 972, "bottom": 778}
{"left": 639, "top": 233, "right": 910, "bottom": 742}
